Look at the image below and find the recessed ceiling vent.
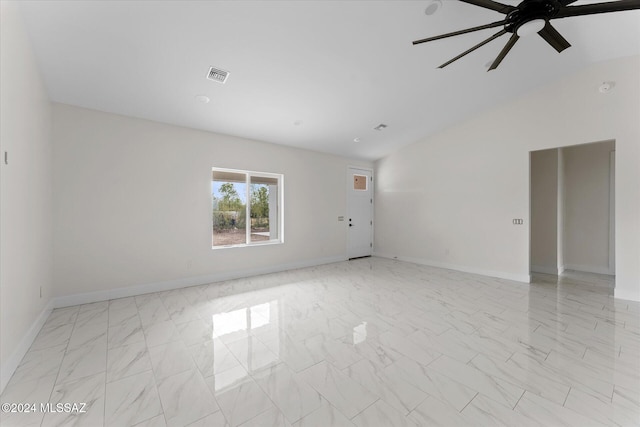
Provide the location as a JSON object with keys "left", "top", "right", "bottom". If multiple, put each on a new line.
{"left": 207, "top": 67, "right": 229, "bottom": 84}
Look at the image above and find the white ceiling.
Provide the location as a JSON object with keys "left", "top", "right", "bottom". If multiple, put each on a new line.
{"left": 18, "top": 1, "right": 640, "bottom": 160}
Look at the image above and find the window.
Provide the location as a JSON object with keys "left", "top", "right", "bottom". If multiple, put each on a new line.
{"left": 212, "top": 168, "right": 283, "bottom": 248}
{"left": 353, "top": 174, "right": 368, "bottom": 191}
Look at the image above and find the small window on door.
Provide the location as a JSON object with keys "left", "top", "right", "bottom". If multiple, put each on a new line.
{"left": 353, "top": 175, "right": 367, "bottom": 191}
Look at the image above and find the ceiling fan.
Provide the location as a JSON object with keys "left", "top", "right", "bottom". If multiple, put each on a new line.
{"left": 413, "top": 0, "right": 640, "bottom": 70}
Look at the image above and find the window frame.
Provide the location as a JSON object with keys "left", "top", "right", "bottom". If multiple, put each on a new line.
{"left": 211, "top": 167, "right": 284, "bottom": 249}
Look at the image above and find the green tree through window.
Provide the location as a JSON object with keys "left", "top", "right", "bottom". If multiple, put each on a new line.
{"left": 219, "top": 183, "right": 243, "bottom": 211}
{"left": 251, "top": 184, "right": 269, "bottom": 228}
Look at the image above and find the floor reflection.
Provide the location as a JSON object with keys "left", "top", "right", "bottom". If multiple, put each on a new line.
{"left": 353, "top": 321, "right": 368, "bottom": 345}
{"left": 210, "top": 300, "right": 279, "bottom": 392}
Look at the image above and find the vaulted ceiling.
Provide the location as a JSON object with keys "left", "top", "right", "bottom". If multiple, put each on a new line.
{"left": 18, "top": 1, "right": 640, "bottom": 160}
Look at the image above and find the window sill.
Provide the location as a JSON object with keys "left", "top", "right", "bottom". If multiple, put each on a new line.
{"left": 211, "top": 240, "right": 283, "bottom": 250}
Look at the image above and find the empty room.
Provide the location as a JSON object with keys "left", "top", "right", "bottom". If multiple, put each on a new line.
{"left": 1, "top": 1, "right": 639, "bottom": 426}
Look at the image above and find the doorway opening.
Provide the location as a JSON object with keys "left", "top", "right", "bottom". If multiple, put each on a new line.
{"left": 530, "top": 140, "right": 615, "bottom": 289}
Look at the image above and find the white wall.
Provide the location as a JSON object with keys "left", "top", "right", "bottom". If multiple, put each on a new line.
{"left": 563, "top": 140, "right": 616, "bottom": 274}
{"left": 375, "top": 56, "right": 640, "bottom": 301}
{"left": 530, "top": 149, "right": 558, "bottom": 274}
{"left": 0, "top": 1, "right": 53, "bottom": 392}
{"left": 52, "top": 104, "right": 371, "bottom": 301}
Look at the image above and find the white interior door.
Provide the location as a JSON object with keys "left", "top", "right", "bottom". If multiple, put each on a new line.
{"left": 347, "top": 167, "right": 373, "bottom": 259}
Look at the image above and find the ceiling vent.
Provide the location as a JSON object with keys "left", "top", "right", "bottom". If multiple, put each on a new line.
{"left": 207, "top": 67, "right": 229, "bottom": 84}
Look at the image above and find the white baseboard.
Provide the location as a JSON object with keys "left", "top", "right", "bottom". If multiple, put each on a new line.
{"left": 1, "top": 299, "right": 54, "bottom": 394}
{"left": 374, "top": 252, "right": 530, "bottom": 283}
{"left": 54, "top": 255, "right": 346, "bottom": 308}
{"left": 615, "top": 288, "right": 640, "bottom": 303}
{"left": 530, "top": 265, "right": 560, "bottom": 275}
{"left": 563, "top": 263, "right": 613, "bottom": 275}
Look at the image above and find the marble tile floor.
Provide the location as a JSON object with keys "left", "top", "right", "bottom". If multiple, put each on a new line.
{"left": 1, "top": 257, "right": 639, "bottom": 427}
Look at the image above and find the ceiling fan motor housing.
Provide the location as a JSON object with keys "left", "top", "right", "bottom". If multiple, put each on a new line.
{"left": 505, "top": 0, "right": 560, "bottom": 33}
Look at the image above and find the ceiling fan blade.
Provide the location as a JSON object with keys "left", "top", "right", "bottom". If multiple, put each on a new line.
{"left": 538, "top": 22, "right": 571, "bottom": 52}
{"left": 458, "top": 0, "right": 516, "bottom": 14}
{"left": 488, "top": 33, "right": 519, "bottom": 71}
{"left": 413, "top": 20, "right": 506, "bottom": 45}
{"left": 555, "top": 0, "right": 640, "bottom": 19}
{"left": 438, "top": 29, "right": 507, "bottom": 68}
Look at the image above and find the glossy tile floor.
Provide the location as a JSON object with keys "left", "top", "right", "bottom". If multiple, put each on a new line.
{"left": 2, "top": 258, "right": 639, "bottom": 427}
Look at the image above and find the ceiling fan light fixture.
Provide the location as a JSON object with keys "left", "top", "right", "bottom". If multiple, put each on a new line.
{"left": 413, "top": 0, "right": 640, "bottom": 70}
{"left": 516, "top": 19, "right": 546, "bottom": 37}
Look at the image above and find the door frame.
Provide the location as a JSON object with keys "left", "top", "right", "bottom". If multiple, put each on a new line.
{"left": 528, "top": 142, "right": 616, "bottom": 277}
{"left": 609, "top": 150, "right": 615, "bottom": 275}
{"left": 346, "top": 166, "right": 374, "bottom": 259}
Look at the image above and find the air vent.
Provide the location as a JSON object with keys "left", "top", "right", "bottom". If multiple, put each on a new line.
{"left": 207, "top": 67, "right": 229, "bottom": 84}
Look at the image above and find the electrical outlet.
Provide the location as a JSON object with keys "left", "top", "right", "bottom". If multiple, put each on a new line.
{"left": 338, "top": 216, "right": 344, "bottom": 221}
